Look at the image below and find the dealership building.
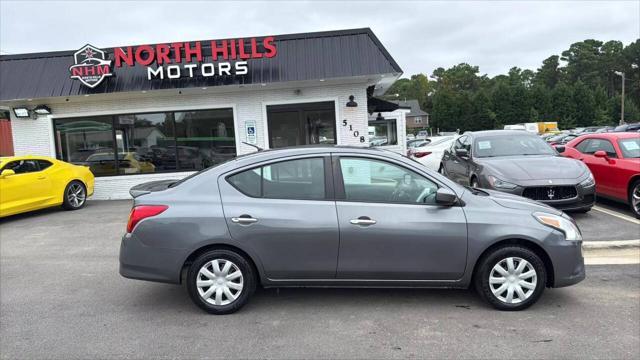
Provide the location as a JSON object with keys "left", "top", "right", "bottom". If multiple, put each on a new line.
{"left": 0, "top": 28, "right": 405, "bottom": 199}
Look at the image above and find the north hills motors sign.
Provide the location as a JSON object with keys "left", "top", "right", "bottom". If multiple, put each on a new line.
{"left": 69, "top": 37, "right": 277, "bottom": 88}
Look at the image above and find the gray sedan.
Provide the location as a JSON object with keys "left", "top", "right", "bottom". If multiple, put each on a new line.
{"left": 441, "top": 130, "right": 595, "bottom": 212}
{"left": 120, "top": 146, "right": 585, "bottom": 314}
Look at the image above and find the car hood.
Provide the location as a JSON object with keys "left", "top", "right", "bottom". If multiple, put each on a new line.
{"left": 477, "top": 155, "right": 586, "bottom": 181}
{"left": 481, "top": 189, "right": 563, "bottom": 215}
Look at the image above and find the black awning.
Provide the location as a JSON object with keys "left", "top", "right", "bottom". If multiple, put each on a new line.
{"left": 367, "top": 96, "right": 400, "bottom": 114}
{"left": 0, "top": 28, "right": 402, "bottom": 101}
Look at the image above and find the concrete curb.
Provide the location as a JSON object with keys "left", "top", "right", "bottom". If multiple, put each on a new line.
{"left": 582, "top": 240, "right": 640, "bottom": 250}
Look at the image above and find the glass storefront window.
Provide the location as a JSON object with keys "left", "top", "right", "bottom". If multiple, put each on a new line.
{"left": 115, "top": 112, "right": 176, "bottom": 174}
{"left": 368, "top": 118, "right": 398, "bottom": 147}
{"left": 267, "top": 101, "right": 336, "bottom": 149}
{"left": 53, "top": 108, "right": 236, "bottom": 176}
{"left": 55, "top": 116, "right": 117, "bottom": 176}
{"left": 174, "top": 109, "right": 236, "bottom": 171}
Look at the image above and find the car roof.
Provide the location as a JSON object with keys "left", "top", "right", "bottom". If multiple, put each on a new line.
{"left": 578, "top": 132, "right": 639, "bottom": 140}
{"left": 0, "top": 155, "right": 57, "bottom": 162}
{"left": 464, "top": 130, "right": 536, "bottom": 138}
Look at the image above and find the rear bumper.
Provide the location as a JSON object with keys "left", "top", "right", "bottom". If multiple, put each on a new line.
{"left": 119, "top": 233, "right": 186, "bottom": 284}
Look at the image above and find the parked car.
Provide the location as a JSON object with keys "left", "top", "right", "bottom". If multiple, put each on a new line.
{"left": 0, "top": 156, "right": 94, "bottom": 217}
{"left": 560, "top": 133, "right": 640, "bottom": 218}
{"left": 120, "top": 146, "right": 585, "bottom": 314}
{"left": 410, "top": 135, "right": 457, "bottom": 171}
{"left": 440, "top": 130, "right": 595, "bottom": 212}
{"left": 614, "top": 122, "right": 640, "bottom": 133}
{"left": 546, "top": 133, "right": 581, "bottom": 148}
{"left": 406, "top": 139, "right": 430, "bottom": 156}
{"left": 84, "top": 152, "right": 156, "bottom": 176}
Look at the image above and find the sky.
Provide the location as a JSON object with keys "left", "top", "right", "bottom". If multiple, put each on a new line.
{"left": 1, "top": 0, "right": 638, "bottom": 78}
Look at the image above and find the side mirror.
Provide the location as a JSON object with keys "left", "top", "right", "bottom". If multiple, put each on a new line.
{"left": 593, "top": 150, "right": 608, "bottom": 159}
{"left": 435, "top": 187, "right": 458, "bottom": 206}
{"left": 455, "top": 148, "right": 469, "bottom": 158}
{"left": 0, "top": 169, "right": 16, "bottom": 178}
{"left": 555, "top": 145, "right": 565, "bottom": 154}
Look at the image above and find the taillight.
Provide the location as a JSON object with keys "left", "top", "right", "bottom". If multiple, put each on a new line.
{"left": 126, "top": 205, "right": 168, "bottom": 233}
{"left": 414, "top": 151, "right": 432, "bottom": 158}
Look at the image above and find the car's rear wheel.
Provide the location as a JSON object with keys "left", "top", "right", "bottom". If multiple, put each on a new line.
{"left": 474, "top": 246, "right": 546, "bottom": 311}
{"left": 187, "top": 249, "right": 256, "bottom": 314}
{"left": 62, "top": 181, "right": 86, "bottom": 210}
{"left": 630, "top": 180, "right": 640, "bottom": 219}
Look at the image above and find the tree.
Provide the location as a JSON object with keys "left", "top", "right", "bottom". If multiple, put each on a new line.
{"left": 385, "top": 37, "right": 638, "bottom": 132}
{"left": 572, "top": 80, "right": 596, "bottom": 127}
{"left": 552, "top": 82, "right": 577, "bottom": 129}
{"left": 535, "top": 55, "right": 561, "bottom": 88}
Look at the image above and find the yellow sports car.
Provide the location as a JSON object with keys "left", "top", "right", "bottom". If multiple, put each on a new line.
{"left": 0, "top": 156, "right": 94, "bottom": 217}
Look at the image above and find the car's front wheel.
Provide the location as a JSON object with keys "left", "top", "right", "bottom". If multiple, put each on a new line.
{"left": 187, "top": 249, "right": 256, "bottom": 314}
{"left": 474, "top": 246, "right": 546, "bottom": 311}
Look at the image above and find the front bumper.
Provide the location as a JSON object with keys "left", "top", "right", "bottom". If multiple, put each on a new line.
{"left": 546, "top": 238, "right": 586, "bottom": 287}
{"left": 119, "top": 233, "right": 187, "bottom": 284}
{"left": 481, "top": 179, "right": 595, "bottom": 211}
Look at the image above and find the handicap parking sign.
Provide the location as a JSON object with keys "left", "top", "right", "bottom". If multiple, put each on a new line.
{"left": 245, "top": 120, "right": 257, "bottom": 144}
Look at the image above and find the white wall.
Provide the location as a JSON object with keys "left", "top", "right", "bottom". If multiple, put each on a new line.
{"left": 10, "top": 83, "right": 374, "bottom": 199}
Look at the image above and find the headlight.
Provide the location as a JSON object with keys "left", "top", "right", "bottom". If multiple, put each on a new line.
{"left": 579, "top": 172, "right": 595, "bottom": 187}
{"left": 487, "top": 175, "right": 518, "bottom": 190}
{"left": 533, "top": 212, "right": 582, "bottom": 241}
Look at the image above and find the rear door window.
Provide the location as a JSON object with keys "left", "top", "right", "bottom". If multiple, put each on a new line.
{"left": 37, "top": 160, "right": 53, "bottom": 170}
{"left": 227, "top": 157, "right": 326, "bottom": 200}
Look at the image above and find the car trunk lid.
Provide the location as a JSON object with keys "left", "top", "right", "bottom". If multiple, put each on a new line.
{"left": 129, "top": 179, "right": 178, "bottom": 198}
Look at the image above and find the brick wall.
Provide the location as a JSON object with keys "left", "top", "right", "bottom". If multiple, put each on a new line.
{"left": 10, "top": 82, "right": 376, "bottom": 199}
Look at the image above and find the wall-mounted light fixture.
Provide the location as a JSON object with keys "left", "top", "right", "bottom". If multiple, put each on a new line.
{"left": 13, "top": 107, "right": 30, "bottom": 118}
{"left": 346, "top": 95, "right": 358, "bottom": 107}
{"left": 33, "top": 105, "right": 52, "bottom": 115}
{"left": 376, "top": 112, "right": 385, "bottom": 121}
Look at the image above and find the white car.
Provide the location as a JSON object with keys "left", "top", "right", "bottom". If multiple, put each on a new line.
{"left": 410, "top": 135, "right": 457, "bottom": 171}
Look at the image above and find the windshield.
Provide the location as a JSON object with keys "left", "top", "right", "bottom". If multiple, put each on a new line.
{"left": 618, "top": 138, "right": 640, "bottom": 158}
{"left": 474, "top": 135, "right": 556, "bottom": 158}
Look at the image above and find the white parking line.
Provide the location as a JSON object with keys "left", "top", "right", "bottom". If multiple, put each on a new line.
{"left": 592, "top": 206, "right": 640, "bottom": 225}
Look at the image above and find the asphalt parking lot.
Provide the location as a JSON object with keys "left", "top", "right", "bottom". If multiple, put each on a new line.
{"left": 1, "top": 199, "right": 639, "bottom": 359}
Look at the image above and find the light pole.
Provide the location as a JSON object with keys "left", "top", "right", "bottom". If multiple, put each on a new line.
{"left": 614, "top": 71, "right": 625, "bottom": 126}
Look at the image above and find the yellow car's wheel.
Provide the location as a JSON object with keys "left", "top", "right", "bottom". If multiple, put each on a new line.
{"left": 62, "top": 181, "right": 87, "bottom": 210}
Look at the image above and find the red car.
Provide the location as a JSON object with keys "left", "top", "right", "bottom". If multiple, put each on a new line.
{"left": 561, "top": 132, "right": 640, "bottom": 218}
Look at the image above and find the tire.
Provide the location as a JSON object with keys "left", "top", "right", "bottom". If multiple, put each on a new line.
{"left": 630, "top": 180, "right": 640, "bottom": 219}
{"left": 186, "top": 249, "right": 256, "bottom": 315}
{"left": 62, "top": 181, "right": 87, "bottom": 210}
{"left": 572, "top": 207, "right": 591, "bottom": 213}
{"left": 474, "top": 246, "right": 546, "bottom": 311}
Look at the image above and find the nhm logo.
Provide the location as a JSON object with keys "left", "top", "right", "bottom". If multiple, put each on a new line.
{"left": 69, "top": 44, "right": 113, "bottom": 88}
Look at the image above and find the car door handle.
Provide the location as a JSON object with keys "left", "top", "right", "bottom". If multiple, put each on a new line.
{"left": 350, "top": 217, "right": 376, "bottom": 226}
{"left": 231, "top": 216, "right": 258, "bottom": 224}
{"left": 37, "top": 176, "right": 46, "bottom": 180}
